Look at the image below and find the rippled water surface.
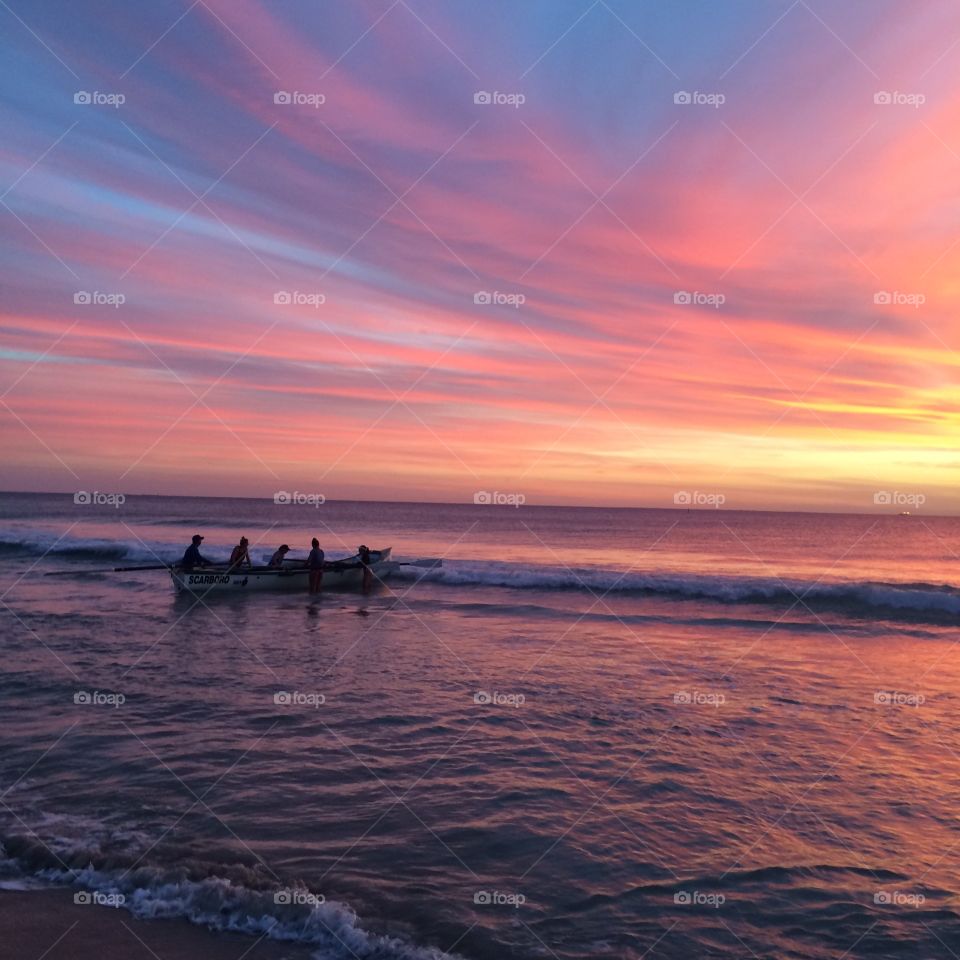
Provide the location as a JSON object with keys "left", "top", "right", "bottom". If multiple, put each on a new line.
{"left": 2, "top": 493, "right": 960, "bottom": 958}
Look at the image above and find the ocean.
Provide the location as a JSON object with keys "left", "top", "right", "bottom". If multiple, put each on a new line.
{"left": 1, "top": 492, "right": 960, "bottom": 959}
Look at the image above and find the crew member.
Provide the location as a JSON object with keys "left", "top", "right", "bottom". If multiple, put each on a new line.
{"left": 269, "top": 544, "right": 291, "bottom": 567}
{"left": 229, "top": 536, "right": 252, "bottom": 569}
{"left": 181, "top": 534, "right": 212, "bottom": 571}
{"left": 358, "top": 544, "right": 373, "bottom": 594}
{"left": 307, "top": 538, "right": 325, "bottom": 594}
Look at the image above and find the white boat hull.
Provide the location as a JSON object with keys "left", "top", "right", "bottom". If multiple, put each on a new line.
{"left": 171, "top": 549, "right": 393, "bottom": 595}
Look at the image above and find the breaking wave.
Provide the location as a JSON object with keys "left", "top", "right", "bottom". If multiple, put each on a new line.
{"left": 395, "top": 561, "right": 960, "bottom": 623}
{"left": 5, "top": 526, "right": 960, "bottom": 624}
{"left": 0, "top": 830, "right": 458, "bottom": 960}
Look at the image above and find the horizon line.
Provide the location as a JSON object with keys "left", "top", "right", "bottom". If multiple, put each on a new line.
{"left": 0, "top": 488, "right": 953, "bottom": 519}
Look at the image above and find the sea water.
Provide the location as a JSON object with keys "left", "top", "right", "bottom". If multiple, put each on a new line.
{"left": 1, "top": 492, "right": 960, "bottom": 958}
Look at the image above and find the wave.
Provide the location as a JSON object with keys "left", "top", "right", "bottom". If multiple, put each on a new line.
{"left": 0, "top": 533, "right": 168, "bottom": 564}
{"left": 5, "top": 525, "right": 960, "bottom": 623}
{"left": 0, "top": 832, "right": 458, "bottom": 960}
{"left": 394, "top": 561, "right": 960, "bottom": 624}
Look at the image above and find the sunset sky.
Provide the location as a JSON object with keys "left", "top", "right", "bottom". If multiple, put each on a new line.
{"left": 1, "top": 0, "right": 958, "bottom": 511}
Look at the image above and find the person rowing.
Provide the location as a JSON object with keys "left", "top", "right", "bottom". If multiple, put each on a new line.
{"left": 307, "top": 538, "right": 325, "bottom": 594}
{"left": 229, "top": 536, "right": 252, "bottom": 570}
{"left": 269, "top": 544, "right": 291, "bottom": 567}
{"left": 181, "top": 534, "right": 213, "bottom": 571}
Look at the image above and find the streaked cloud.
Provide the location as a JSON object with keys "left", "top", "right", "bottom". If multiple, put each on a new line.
{"left": 2, "top": 0, "right": 959, "bottom": 510}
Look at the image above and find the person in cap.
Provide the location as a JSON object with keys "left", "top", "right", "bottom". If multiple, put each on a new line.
{"left": 181, "top": 534, "right": 212, "bottom": 571}
{"left": 269, "top": 544, "right": 291, "bottom": 567}
{"left": 229, "top": 536, "right": 252, "bottom": 570}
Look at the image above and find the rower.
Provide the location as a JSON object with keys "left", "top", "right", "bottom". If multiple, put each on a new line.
{"left": 307, "top": 538, "right": 325, "bottom": 594}
{"left": 181, "top": 534, "right": 212, "bottom": 571}
{"left": 269, "top": 544, "right": 291, "bottom": 567}
{"left": 229, "top": 536, "right": 252, "bottom": 570}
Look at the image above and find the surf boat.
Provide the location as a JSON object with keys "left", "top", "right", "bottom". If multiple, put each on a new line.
{"left": 170, "top": 548, "right": 394, "bottom": 595}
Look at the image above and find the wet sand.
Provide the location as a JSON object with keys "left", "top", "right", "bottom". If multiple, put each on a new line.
{"left": 0, "top": 889, "right": 314, "bottom": 960}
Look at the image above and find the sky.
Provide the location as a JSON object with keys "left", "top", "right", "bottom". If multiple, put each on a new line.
{"left": 1, "top": 0, "right": 958, "bottom": 512}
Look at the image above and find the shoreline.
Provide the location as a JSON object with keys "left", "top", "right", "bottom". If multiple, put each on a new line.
{"left": 0, "top": 888, "right": 315, "bottom": 960}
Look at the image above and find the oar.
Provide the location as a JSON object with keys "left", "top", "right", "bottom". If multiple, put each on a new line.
{"left": 398, "top": 558, "right": 442, "bottom": 568}
{"left": 44, "top": 563, "right": 173, "bottom": 576}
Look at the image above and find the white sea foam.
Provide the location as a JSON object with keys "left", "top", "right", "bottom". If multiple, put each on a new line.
{"left": 394, "top": 560, "right": 960, "bottom": 620}
{"left": 1, "top": 848, "right": 458, "bottom": 960}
